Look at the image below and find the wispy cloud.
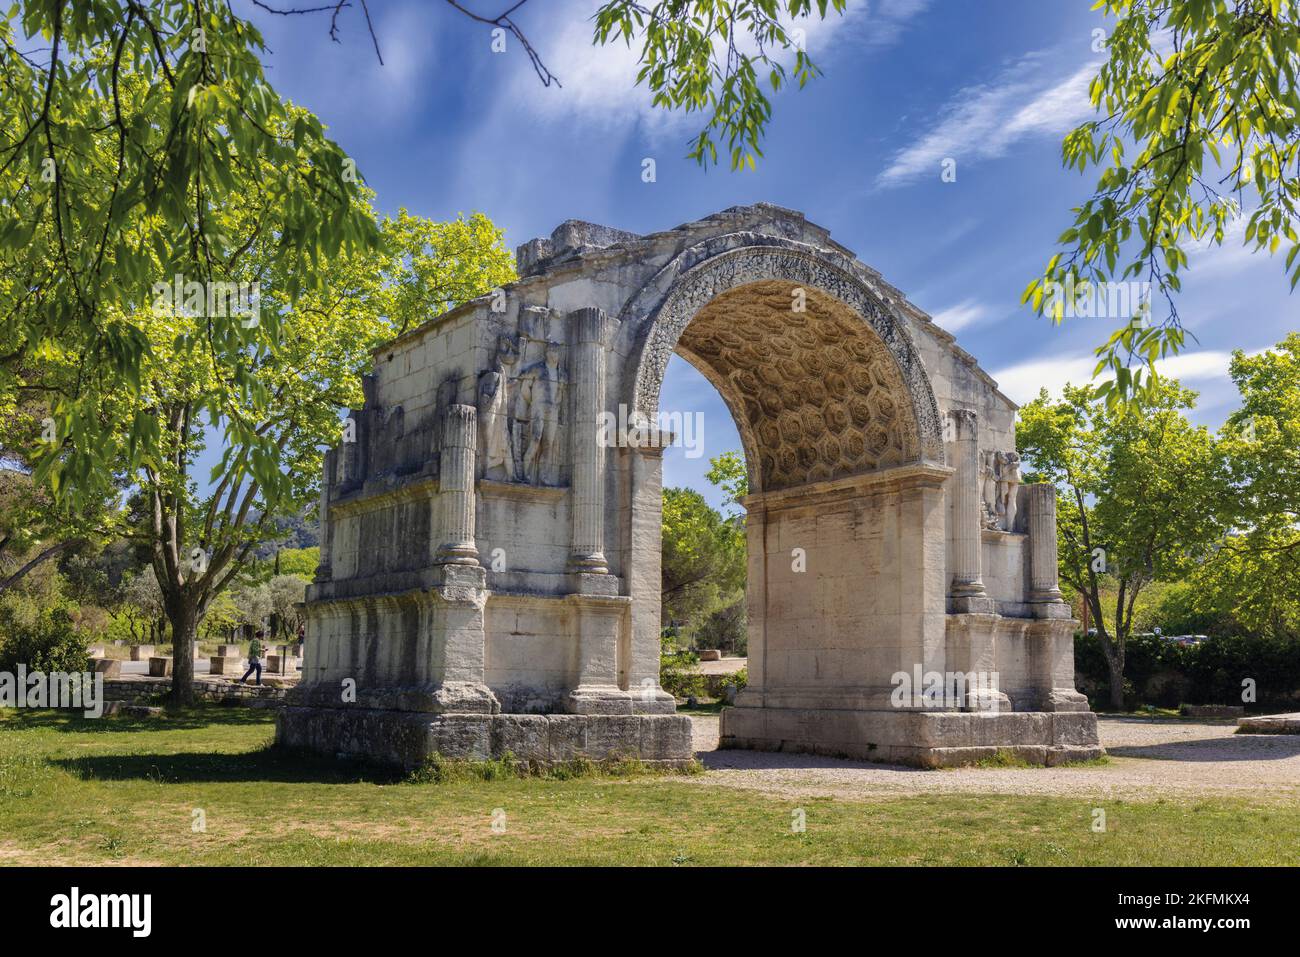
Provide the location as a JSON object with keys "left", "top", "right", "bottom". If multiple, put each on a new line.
{"left": 930, "top": 298, "right": 990, "bottom": 333}
{"left": 876, "top": 52, "right": 1099, "bottom": 188}
{"left": 503, "top": 0, "right": 927, "bottom": 136}
{"left": 990, "top": 348, "right": 1246, "bottom": 406}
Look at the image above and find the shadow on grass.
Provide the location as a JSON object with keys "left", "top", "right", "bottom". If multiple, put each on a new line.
{"left": 52, "top": 745, "right": 407, "bottom": 785}
{"left": 1, "top": 706, "right": 275, "bottom": 734}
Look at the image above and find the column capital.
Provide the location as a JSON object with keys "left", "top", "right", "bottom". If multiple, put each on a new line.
{"left": 570, "top": 306, "right": 613, "bottom": 346}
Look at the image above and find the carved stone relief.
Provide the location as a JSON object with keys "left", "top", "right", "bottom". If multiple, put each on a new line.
{"left": 479, "top": 306, "right": 568, "bottom": 486}
{"left": 980, "top": 449, "right": 1021, "bottom": 530}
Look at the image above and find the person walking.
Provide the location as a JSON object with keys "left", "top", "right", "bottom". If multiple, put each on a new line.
{"left": 240, "top": 629, "right": 265, "bottom": 685}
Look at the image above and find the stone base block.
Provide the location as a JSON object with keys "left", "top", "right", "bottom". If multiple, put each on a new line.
{"left": 275, "top": 707, "right": 694, "bottom": 770}
{"left": 719, "top": 705, "right": 1102, "bottom": 768}
{"left": 93, "top": 658, "right": 121, "bottom": 678}
{"left": 208, "top": 656, "right": 245, "bottom": 675}
{"left": 266, "top": 655, "right": 298, "bottom": 675}
{"left": 1236, "top": 712, "right": 1300, "bottom": 734}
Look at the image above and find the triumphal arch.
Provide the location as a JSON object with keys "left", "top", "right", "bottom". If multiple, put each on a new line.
{"left": 277, "top": 204, "right": 1103, "bottom": 768}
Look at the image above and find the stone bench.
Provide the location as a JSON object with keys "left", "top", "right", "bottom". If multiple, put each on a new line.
{"left": 148, "top": 656, "right": 173, "bottom": 678}
{"left": 217, "top": 643, "right": 242, "bottom": 658}
{"left": 130, "top": 644, "right": 156, "bottom": 661}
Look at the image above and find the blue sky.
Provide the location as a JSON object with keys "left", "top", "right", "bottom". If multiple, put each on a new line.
{"left": 240, "top": 0, "right": 1297, "bottom": 511}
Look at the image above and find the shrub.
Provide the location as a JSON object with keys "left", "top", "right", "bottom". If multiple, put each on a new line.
{"left": 1074, "top": 630, "right": 1300, "bottom": 710}
{"left": 0, "top": 608, "right": 90, "bottom": 674}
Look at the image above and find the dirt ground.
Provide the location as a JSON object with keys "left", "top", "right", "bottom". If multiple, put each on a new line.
{"left": 687, "top": 714, "right": 1300, "bottom": 802}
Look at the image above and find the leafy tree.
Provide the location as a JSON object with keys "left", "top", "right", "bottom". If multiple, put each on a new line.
{"left": 661, "top": 487, "right": 744, "bottom": 630}
{"left": 661, "top": 450, "right": 751, "bottom": 642}
{"left": 1017, "top": 379, "right": 1228, "bottom": 709}
{"left": 704, "top": 450, "right": 748, "bottom": 515}
{"left": 1221, "top": 332, "right": 1300, "bottom": 547}
{"left": 593, "top": 0, "right": 849, "bottom": 168}
{"left": 1026, "top": 0, "right": 1300, "bottom": 406}
{"left": 1163, "top": 332, "right": 1300, "bottom": 638}
{"left": 119, "top": 567, "right": 166, "bottom": 645}
{"left": 0, "top": 2, "right": 380, "bottom": 508}
{"left": 270, "top": 546, "right": 319, "bottom": 582}
{"left": 267, "top": 573, "right": 309, "bottom": 639}
{"left": 0, "top": 397, "right": 119, "bottom": 596}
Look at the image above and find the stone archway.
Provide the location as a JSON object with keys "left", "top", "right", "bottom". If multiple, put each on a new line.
{"left": 278, "top": 204, "right": 1102, "bottom": 769}
{"left": 619, "top": 242, "right": 962, "bottom": 761}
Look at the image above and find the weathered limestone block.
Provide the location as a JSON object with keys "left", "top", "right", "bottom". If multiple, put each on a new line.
{"left": 93, "top": 658, "right": 121, "bottom": 678}
{"left": 130, "top": 645, "right": 155, "bottom": 662}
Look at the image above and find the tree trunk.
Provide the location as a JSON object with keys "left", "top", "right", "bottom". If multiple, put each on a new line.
{"left": 168, "top": 604, "right": 198, "bottom": 706}
{"left": 1105, "top": 649, "right": 1126, "bottom": 711}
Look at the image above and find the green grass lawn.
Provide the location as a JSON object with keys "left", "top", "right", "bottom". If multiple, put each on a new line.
{"left": 1, "top": 708, "right": 1296, "bottom": 866}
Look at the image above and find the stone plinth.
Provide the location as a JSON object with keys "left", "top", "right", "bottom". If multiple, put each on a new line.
{"left": 720, "top": 706, "right": 1101, "bottom": 767}
{"left": 130, "top": 645, "right": 155, "bottom": 662}
{"left": 148, "top": 656, "right": 172, "bottom": 677}
{"left": 93, "top": 658, "right": 121, "bottom": 678}
{"left": 277, "top": 707, "right": 693, "bottom": 770}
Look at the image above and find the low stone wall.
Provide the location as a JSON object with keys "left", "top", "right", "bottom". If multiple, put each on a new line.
{"left": 101, "top": 676, "right": 290, "bottom": 707}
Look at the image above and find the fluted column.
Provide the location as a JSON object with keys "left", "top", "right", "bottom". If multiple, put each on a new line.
{"left": 435, "top": 404, "right": 480, "bottom": 565}
{"left": 948, "top": 410, "right": 993, "bottom": 614}
{"left": 568, "top": 307, "right": 610, "bottom": 576}
{"left": 1025, "top": 483, "right": 1065, "bottom": 606}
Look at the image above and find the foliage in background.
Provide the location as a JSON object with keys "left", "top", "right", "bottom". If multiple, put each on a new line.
{"left": 1026, "top": 0, "right": 1300, "bottom": 406}
{"left": 659, "top": 633, "right": 706, "bottom": 699}
{"left": 594, "top": 0, "right": 849, "bottom": 169}
{"left": 661, "top": 452, "right": 751, "bottom": 651}
{"left": 1018, "top": 378, "right": 1227, "bottom": 709}
{"left": 0, "top": 607, "right": 88, "bottom": 674}
{"left": 1075, "top": 630, "right": 1300, "bottom": 710}
{"left": 0, "top": 1, "right": 380, "bottom": 509}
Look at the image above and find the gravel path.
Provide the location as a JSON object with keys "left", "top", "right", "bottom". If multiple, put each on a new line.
{"left": 684, "top": 714, "right": 1300, "bottom": 802}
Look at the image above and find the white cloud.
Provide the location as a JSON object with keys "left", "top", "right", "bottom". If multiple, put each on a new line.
{"left": 930, "top": 298, "right": 989, "bottom": 333}
{"left": 876, "top": 53, "right": 1099, "bottom": 188}
{"left": 504, "top": 0, "right": 926, "bottom": 136}
{"left": 989, "top": 348, "right": 1243, "bottom": 406}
